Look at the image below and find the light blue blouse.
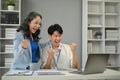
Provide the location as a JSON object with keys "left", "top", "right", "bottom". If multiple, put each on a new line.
{"left": 11, "top": 31, "right": 42, "bottom": 70}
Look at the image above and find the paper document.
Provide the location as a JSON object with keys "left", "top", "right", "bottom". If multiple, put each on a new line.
{"left": 6, "top": 70, "right": 33, "bottom": 76}
{"left": 33, "top": 70, "right": 64, "bottom": 75}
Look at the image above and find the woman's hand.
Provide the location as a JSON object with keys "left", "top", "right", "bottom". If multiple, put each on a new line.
{"left": 21, "top": 39, "right": 29, "bottom": 49}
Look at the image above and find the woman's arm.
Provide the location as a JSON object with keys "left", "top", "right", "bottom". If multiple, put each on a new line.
{"left": 13, "top": 32, "right": 27, "bottom": 57}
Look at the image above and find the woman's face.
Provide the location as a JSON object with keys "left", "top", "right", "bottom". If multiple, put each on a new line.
{"left": 29, "top": 16, "right": 41, "bottom": 34}
{"left": 49, "top": 31, "right": 62, "bottom": 49}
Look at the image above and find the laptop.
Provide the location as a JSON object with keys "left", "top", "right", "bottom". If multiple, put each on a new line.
{"left": 70, "top": 54, "right": 109, "bottom": 74}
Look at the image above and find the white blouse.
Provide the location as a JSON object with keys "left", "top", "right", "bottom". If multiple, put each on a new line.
{"left": 41, "top": 43, "right": 73, "bottom": 70}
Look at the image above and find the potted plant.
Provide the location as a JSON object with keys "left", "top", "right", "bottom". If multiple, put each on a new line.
{"left": 94, "top": 31, "right": 102, "bottom": 39}
{"left": 7, "top": 0, "right": 15, "bottom": 11}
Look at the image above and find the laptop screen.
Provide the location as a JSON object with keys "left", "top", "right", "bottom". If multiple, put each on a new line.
{"left": 83, "top": 54, "right": 109, "bottom": 74}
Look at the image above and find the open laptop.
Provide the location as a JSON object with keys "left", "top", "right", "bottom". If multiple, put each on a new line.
{"left": 70, "top": 54, "right": 109, "bottom": 74}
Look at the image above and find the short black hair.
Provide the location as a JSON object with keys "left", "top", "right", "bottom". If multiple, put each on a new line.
{"left": 48, "top": 24, "right": 63, "bottom": 35}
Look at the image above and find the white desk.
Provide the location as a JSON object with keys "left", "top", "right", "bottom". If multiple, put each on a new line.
{"left": 2, "top": 69, "right": 120, "bottom": 80}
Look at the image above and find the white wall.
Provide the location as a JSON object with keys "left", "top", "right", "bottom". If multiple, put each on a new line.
{"left": 21, "top": 0, "right": 82, "bottom": 69}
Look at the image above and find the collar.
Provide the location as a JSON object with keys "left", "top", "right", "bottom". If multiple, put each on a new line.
{"left": 49, "top": 42, "right": 62, "bottom": 50}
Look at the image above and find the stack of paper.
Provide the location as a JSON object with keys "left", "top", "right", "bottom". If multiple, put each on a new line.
{"left": 6, "top": 70, "right": 33, "bottom": 76}
{"left": 106, "top": 30, "right": 118, "bottom": 39}
{"left": 5, "top": 28, "right": 16, "bottom": 38}
{"left": 33, "top": 70, "right": 64, "bottom": 75}
{"left": 105, "top": 45, "right": 116, "bottom": 53}
{"left": 88, "top": 29, "right": 93, "bottom": 39}
{"left": 5, "top": 58, "right": 13, "bottom": 67}
{"left": 87, "top": 42, "right": 92, "bottom": 53}
{"left": 5, "top": 45, "right": 14, "bottom": 53}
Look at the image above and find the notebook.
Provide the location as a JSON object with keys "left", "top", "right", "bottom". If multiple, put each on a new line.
{"left": 70, "top": 54, "right": 109, "bottom": 74}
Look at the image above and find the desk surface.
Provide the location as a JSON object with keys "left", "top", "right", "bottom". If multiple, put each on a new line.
{"left": 2, "top": 69, "right": 120, "bottom": 80}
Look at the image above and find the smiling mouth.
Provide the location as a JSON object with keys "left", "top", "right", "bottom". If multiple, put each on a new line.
{"left": 33, "top": 28, "right": 38, "bottom": 32}
{"left": 55, "top": 40, "right": 60, "bottom": 45}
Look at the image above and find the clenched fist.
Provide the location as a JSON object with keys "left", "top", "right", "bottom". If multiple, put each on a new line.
{"left": 47, "top": 48, "right": 54, "bottom": 57}
{"left": 21, "top": 39, "right": 29, "bottom": 49}
{"left": 70, "top": 42, "right": 77, "bottom": 52}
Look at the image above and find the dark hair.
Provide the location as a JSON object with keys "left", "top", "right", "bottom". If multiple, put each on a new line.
{"left": 17, "top": 11, "right": 42, "bottom": 41}
{"left": 48, "top": 24, "right": 63, "bottom": 35}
